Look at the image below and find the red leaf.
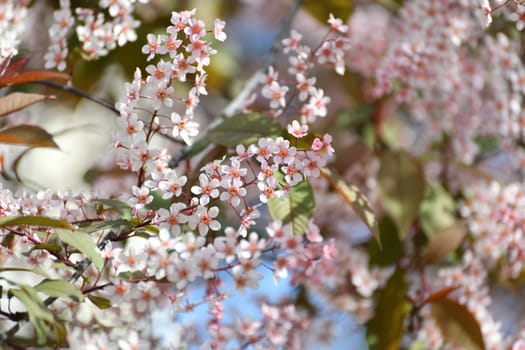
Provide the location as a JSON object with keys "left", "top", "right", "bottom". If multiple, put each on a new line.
{"left": 0, "top": 56, "right": 12, "bottom": 78}
{"left": 0, "top": 92, "right": 55, "bottom": 117}
{"left": 430, "top": 298, "right": 485, "bottom": 350}
{"left": 0, "top": 124, "right": 58, "bottom": 148}
{"left": 2, "top": 57, "right": 31, "bottom": 79}
{"left": 422, "top": 223, "right": 466, "bottom": 265}
{"left": 0, "top": 70, "right": 70, "bottom": 88}
{"left": 424, "top": 286, "right": 459, "bottom": 304}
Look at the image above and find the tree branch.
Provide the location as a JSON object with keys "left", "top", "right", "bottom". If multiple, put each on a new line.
{"left": 32, "top": 80, "right": 119, "bottom": 115}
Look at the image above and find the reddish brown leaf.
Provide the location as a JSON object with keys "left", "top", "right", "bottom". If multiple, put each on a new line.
{"left": 0, "top": 70, "right": 70, "bottom": 88}
{"left": 430, "top": 298, "right": 485, "bottom": 350}
{"left": 0, "top": 92, "right": 55, "bottom": 117}
{"left": 422, "top": 222, "right": 466, "bottom": 265}
{"left": 2, "top": 57, "right": 30, "bottom": 79}
{"left": 0, "top": 56, "right": 12, "bottom": 78}
{"left": 0, "top": 125, "right": 58, "bottom": 148}
{"left": 424, "top": 286, "right": 459, "bottom": 304}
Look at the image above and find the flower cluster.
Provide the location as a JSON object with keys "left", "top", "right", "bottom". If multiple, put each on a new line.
{"left": 345, "top": 0, "right": 525, "bottom": 164}
{"left": 416, "top": 252, "right": 505, "bottom": 350}
{"left": 461, "top": 181, "right": 525, "bottom": 280}
{"left": 0, "top": 3, "right": 353, "bottom": 346}
{"left": 0, "top": 0, "right": 29, "bottom": 61}
{"left": 8, "top": 1, "right": 525, "bottom": 349}
{"left": 248, "top": 15, "right": 350, "bottom": 130}
{"left": 44, "top": 0, "right": 149, "bottom": 71}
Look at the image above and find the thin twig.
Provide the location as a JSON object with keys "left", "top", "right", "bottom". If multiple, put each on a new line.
{"left": 168, "top": 0, "right": 305, "bottom": 168}
{"left": 32, "top": 80, "right": 119, "bottom": 115}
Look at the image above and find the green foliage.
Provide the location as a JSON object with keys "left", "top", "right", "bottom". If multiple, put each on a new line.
{"left": 31, "top": 243, "right": 63, "bottom": 253}
{"left": 79, "top": 218, "right": 133, "bottom": 234}
{"left": 430, "top": 298, "right": 486, "bottom": 350}
{"left": 185, "top": 137, "right": 212, "bottom": 159}
{"left": 267, "top": 174, "right": 315, "bottom": 235}
{"left": 88, "top": 295, "right": 112, "bottom": 310}
{"left": 148, "top": 191, "right": 172, "bottom": 211}
{"left": 0, "top": 215, "right": 71, "bottom": 229}
{"left": 95, "top": 199, "right": 133, "bottom": 221}
{"left": 474, "top": 135, "right": 499, "bottom": 155}
{"left": 419, "top": 182, "right": 456, "bottom": 237}
{"left": 118, "top": 270, "right": 146, "bottom": 280}
{"left": 34, "top": 279, "right": 84, "bottom": 302}
{"left": 55, "top": 229, "right": 104, "bottom": 270}
{"left": 377, "top": 150, "right": 425, "bottom": 238}
{"left": 208, "top": 113, "right": 284, "bottom": 147}
{"left": 302, "top": 0, "right": 354, "bottom": 23}
{"left": 408, "top": 340, "right": 426, "bottom": 350}
{"left": 286, "top": 131, "right": 323, "bottom": 151}
{"left": 368, "top": 216, "right": 403, "bottom": 267}
{"left": 9, "top": 285, "right": 65, "bottom": 346}
{"left": 337, "top": 104, "right": 373, "bottom": 129}
{"left": 367, "top": 269, "right": 411, "bottom": 350}
{"left": 0, "top": 267, "right": 50, "bottom": 278}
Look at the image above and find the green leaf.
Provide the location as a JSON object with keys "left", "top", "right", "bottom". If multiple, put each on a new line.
{"left": 79, "top": 218, "right": 132, "bottom": 233}
{"left": 367, "top": 269, "right": 411, "bottom": 350}
{"left": 430, "top": 298, "right": 485, "bottom": 350}
{"left": 34, "top": 279, "right": 84, "bottom": 302}
{"left": 0, "top": 92, "right": 55, "bottom": 117}
{"left": 0, "top": 215, "right": 71, "bottom": 229}
{"left": 0, "top": 124, "right": 58, "bottom": 148}
{"left": 55, "top": 229, "right": 104, "bottom": 271}
{"left": 10, "top": 285, "right": 55, "bottom": 345}
{"left": 32, "top": 243, "right": 62, "bottom": 253}
{"left": 0, "top": 267, "right": 43, "bottom": 274}
{"left": 52, "top": 322, "right": 68, "bottom": 346}
{"left": 148, "top": 191, "right": 172, "bottom": 211}
{"left": 422, "top": 223, "right": 466, "bottom": 265}
{"left": 284, "top": 132, "right": 323, "bottom": 151}
{"left": 408, "top": 340, "right": 426, "bottom": 350}
{"left": 337, "top": 104, "right": 373, "bottom": 129}
{"left": 419, "top": 183, "right": 455, "bottom": 236}
{"left": 87, "top": 294, "right": 112, "bottom": 309}
{"left": 267, "top": 177, "right": 315, "bottom": 235}
{"left": 209, "top": 113, "right": 283, "bottom": 147}
{"left": 368, "top": 216, "right": 403, "bottom": 267}
{"left": 474, "top": 135, "right": 499, "bottom": 154}
{"left": 185, "top": 136, "right": 211, "bottom": 159}
{"left": 321, "top": 167, "right": 380, "bottom": 245}
{"left": 303, "top": 0, "right": 354, "bottom": 23}
{"left": 377, "top": 150, "right": 425, "bottom": 238}
{"left": 118, "top": 270, "right": 146, "bottom": 280}
{"left": 95, "top": 199, "right": 133, "bottom": 220}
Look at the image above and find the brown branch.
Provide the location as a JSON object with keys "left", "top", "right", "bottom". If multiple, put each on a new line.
{"left": 32, "top": 80, "right": 119, "bottom": 115}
